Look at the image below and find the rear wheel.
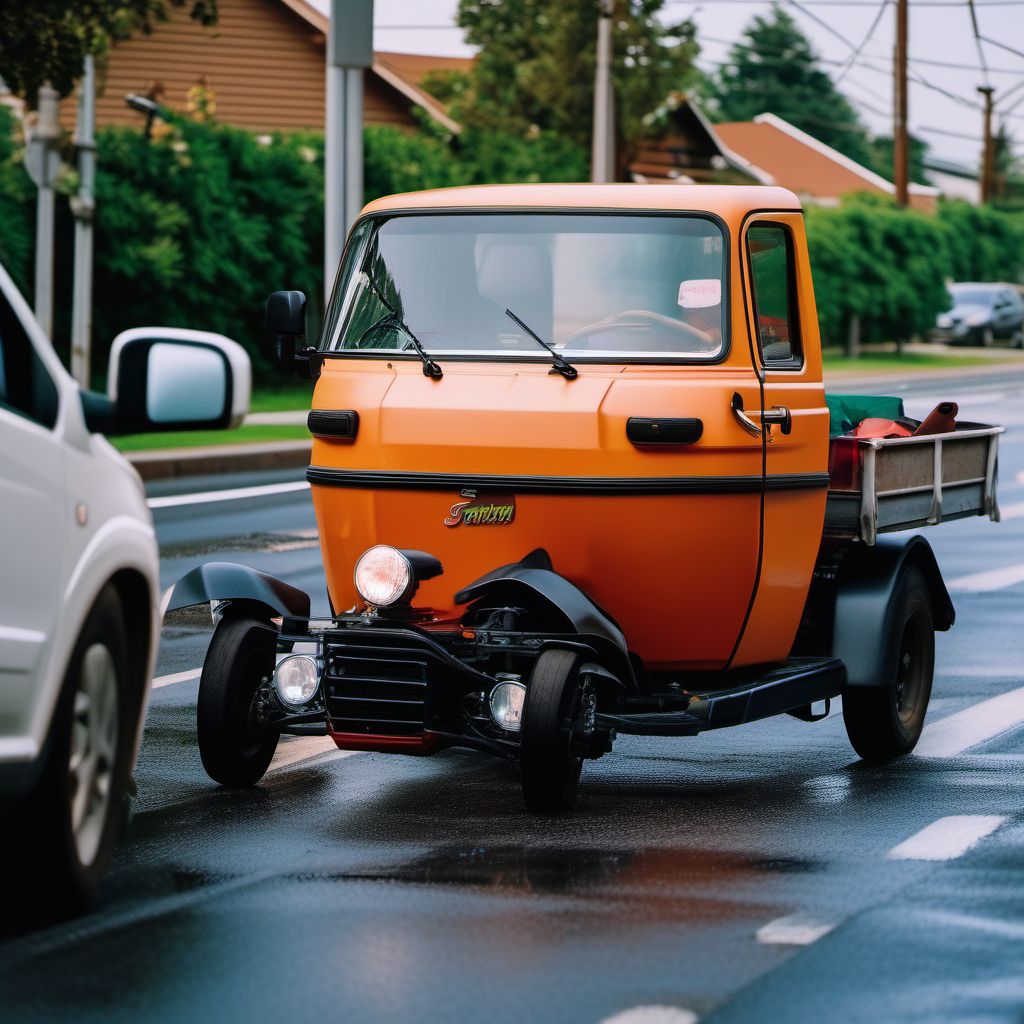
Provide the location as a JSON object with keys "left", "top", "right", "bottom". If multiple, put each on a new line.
{"left": 520, "top": 649, "right": 594, "bottom": 813}
{"left": 842, "top": 566, "right": 934, "bottom": 762}
{"left": 197, "top": 615, "right": 279, "bottom": 787}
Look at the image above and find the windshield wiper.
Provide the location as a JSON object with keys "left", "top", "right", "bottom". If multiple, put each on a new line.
{"left": 504, "top": 309, "right": 578, "bottom": 380}
{"left": 359, "top": 249, "right": 443, "bottom": 379}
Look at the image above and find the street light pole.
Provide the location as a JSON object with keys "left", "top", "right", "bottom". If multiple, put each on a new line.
{"left": 591, "top": 0, "right": 614, "bottom": 183}
{"left": 325, "top": 0, "right": 373, "bottom": 301}
{"left": 71, "top": 55, "right": 97, "bottom": 387}
{"left": 26, "top": 83, "right": 61, "bottom": 340}
{"left": 978, "top": 85, "right": 995, "bottom": 204}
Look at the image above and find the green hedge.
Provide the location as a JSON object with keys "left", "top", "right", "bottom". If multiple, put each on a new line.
{"left": 806, "top": 195, "right": 1024, "bottom": 346}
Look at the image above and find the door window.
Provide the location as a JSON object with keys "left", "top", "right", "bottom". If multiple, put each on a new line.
{"left": 0, "top": 287, "right": 58, "bottom": 428}
{"left": 748, "top": 224, "right": 801, "bottom": 368}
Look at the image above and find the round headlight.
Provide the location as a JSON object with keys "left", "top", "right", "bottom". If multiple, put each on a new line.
{"left": 354, "top": 545, "right": 414, "bottom": 608}
{"left": 274, "top": 654, "right": 320, "bottom": 707}
{"left": 489, "top": 678, "right": 527, "bottom": 732}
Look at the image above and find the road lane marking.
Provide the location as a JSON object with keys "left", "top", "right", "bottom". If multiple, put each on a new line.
{"left": 756, "top": 913, "right": 838, "bottom": 946}
{"left": 599, "top": 1008, "right": 699, "bottom": 1024}
{"left": 147, "top": 480, "right": 310, "bottom": 509}
{"left": 887, "top": 815, "right": 1007, "bottom": 861}
{"left": 916, "top": 685, "right": 1024, "bottom": 757}
{"left": 152, "top": 668, "right": 201, "bottom": 688}
{"left": 947, "top": 562, "right": 1024, "bottom": 592}
{"left": 269, "top": 735, "right": 359, "bottom": 772}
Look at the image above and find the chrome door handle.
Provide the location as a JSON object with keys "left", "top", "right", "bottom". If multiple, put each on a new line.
{"left": 731, "top": 393, "right": 792, "bottom": 437}
{"left": 731, "top": 392, "right": 762, "bottom": 437}
{"left": 762, "top": 405, "right": 793, "bottom": 435}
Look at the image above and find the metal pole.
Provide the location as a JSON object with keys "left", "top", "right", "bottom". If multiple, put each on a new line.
{"left": 71, "top": 55, "right": 96, "bottom": 387}
{"left": 591, "top": 0, "right": 614, "bottom": 183}
{"left": 978, "top": 86, "right": 995, "bottom": 204}
{"left": 893, "top": 0, "right": 909, "bottom": 207}
{"left": 31, "top": 83, "right": 61, "bottom": 339}
{"left": 325, "top": 61, "right": 347, "bottom": 298}
{"left": 325, "top": 0, "right": 372, "bottom": 302}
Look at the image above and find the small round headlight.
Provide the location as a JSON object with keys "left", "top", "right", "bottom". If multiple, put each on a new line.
{"left": 274, "top": 654, "right": 320, "bottom": 707}
{"left": 354, "top": 545, "right": 414, "bottom": 608}
{"left": 489, "top": 678, "right": 527, "bottom": 732}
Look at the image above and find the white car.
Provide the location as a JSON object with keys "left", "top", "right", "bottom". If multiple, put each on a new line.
{"left": 0, "top": 263, "right": 250, "bottom": 920}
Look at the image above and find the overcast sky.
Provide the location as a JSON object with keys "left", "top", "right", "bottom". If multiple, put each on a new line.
{"left": 314, "top": 0, "right": 1024, "bottom": 170}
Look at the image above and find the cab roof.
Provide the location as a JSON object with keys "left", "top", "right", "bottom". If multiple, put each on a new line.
{"left": 361, "top": 183, "right": 802, "bottom": 221}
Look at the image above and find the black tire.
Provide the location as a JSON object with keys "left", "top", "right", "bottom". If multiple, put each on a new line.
{"left": 2, "top": 586, "right": 135, "bottom": 924}
{"left": 520, "top": 649, "right": 586, "bottom": 813}
{"left": 197, "top": 616, "right": 279, "bottom": 787}
{"left": 842, "top": 566, "right": 934, "bottom": 762}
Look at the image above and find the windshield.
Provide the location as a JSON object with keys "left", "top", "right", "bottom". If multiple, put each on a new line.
{"left": 320, "top": 213, "right": 727, "bottom": 360}
{"left": 949, "top": 286, "right": 996, "bottom": 308}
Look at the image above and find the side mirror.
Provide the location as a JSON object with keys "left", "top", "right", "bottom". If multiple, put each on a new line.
{"left": 266, "top": 290, "right": 309, "bottom": 373}
{"left": 99, "top": 327, "right": 251, "bottom": 435}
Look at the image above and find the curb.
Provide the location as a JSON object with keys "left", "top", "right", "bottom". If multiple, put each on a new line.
{"left": 127, "top": 440, "right": 311, "bottom": 481}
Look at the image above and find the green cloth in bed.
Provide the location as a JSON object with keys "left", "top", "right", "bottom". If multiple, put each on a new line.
{"left": 825, "top": 394, "right": 906, "bottom": 437}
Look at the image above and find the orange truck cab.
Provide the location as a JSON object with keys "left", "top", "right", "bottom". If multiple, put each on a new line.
{"left": 168, "top": 185, "right": 1002, "bottom": 812}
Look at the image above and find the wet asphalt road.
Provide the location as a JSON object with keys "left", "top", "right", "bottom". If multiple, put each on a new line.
{"left": 2, "top": 368, "right": 1023, "bottom": 1023}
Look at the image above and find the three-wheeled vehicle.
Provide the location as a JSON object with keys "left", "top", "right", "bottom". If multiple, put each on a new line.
{"left": 167, "top": 185, "right": 1002, "bottom": 811}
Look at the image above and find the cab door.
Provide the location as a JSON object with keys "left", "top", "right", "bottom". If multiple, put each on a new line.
{"left": 730, "top": 213, "right": 830, "bottom": 667}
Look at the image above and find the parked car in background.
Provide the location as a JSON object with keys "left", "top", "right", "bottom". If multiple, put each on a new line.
{"left": 0, "top": 261, "right": 250, "bottom": 923}
{"left": 932, "top": 282, "right": 1024, "bottom": 347}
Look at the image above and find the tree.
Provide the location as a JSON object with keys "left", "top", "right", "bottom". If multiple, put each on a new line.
{"left": 867, "top": 133, "right": 930, "bottom": 186}
{"left": 443, "top": 0, "right": 699, "bottom": 171}
{"left": 713, "top": 4, "right": 874, "bottom": 169}
{"left": 0, "top": 0, "right": 217, "bottom": 102}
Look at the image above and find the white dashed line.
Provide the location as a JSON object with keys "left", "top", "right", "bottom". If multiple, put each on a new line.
{"left": 915, "top": 685, "right": 1024, "bottom": 757}
{"left": 152, "top": 668, "right": 201, "bottom": 688}
{"left": 887, "top": 815, "right": 1007, "bottom": 861}
{"left": 756, "top": 913, "right": 838, "bottom": 946}
{"left": 599, "top": 1007, "right": 699, "bottom": 1024}
{"left": 947, "top": 562, "right": 1024, "bottom": 593}
{"left": 147, "top": 480, "right": 310, "bottom": 509}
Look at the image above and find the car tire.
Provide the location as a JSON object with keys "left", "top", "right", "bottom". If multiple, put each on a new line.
{"left": 2, "top": 585, "right": 135, "bottom": 924}
{"left": 197, "top": 615, "right": 279, "bottom": 787}
{"left": 842, "top": 566, "right": 934, "bottom": 763}
{"left": 520, "top": 649, "right": 588, "bottom": 813}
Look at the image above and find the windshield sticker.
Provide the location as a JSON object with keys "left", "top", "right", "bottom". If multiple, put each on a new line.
{"left": 678, "top": 279, "right": 721, "bottom": 309}
{"left": 444, "top": 492, "right": 517, "bottom": 528}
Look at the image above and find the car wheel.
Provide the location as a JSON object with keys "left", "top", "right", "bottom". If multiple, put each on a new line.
{"left": 2, "top": 586, "right": 135, "bottom": 923}
{"left": 842, "top": 566, "right": 934, "bottom": 762}
{"left": 197, "top": 615, "right": 279, "bottom": 787}
{"left": 520, "top": 649, "right": 593, "bottom": 813}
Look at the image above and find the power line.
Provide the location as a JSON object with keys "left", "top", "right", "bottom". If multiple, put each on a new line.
{"left": 965, "top": 0, "right": 992, "bottom": 88}
{"left": 977, "top": 35, "right": 1024, "bottom": 61}
{"left": 834, "top": 0, "right": 890, "bottom": 84}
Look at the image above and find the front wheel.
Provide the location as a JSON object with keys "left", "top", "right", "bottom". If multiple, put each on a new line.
{"left": 842, "top": 566, "right": 934, "bottom": 762}
{"left": 197, "top": 615, "right": 279, "bottom": 787}
{"left": 520, "top": 649, "right": 593, "bottom": 813}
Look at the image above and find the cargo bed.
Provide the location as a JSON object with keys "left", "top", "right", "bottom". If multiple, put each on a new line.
{"left": 825, "top": 422, "right": 1003, "bottom": 544}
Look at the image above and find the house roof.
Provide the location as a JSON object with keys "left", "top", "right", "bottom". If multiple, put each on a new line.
{"left": 277, "top": 0, "right": 468, "bottom": 132}
{"left": 716, "top": 113, "right": 940, "bottom": 203}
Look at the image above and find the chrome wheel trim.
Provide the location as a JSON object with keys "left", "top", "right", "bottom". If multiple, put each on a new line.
{"left": 69, "top": 643, "right": 119, "bottom": 867}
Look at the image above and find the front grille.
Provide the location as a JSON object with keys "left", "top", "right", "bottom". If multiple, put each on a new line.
{"left": 323, "top": 638, "right": 431, "bottom": 737}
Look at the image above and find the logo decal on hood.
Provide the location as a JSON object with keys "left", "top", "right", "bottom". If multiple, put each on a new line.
{"left": 444, "top": 490, "right": 516, "bottom": 527}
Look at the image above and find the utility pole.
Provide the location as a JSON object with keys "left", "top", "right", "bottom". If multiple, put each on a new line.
{"left": 325, "top": 0, "right": 373, "bottom": 300}
{"left": 71, "top": 55, "right": 97, "bottom": 387}
{"left": 25, "top": 83, "right": 61, "bottom": 339}
{"left": 978, "top": 85, "right": 995, "bottom": 204}
{"left": 893, "top": 0, "right": 909, "bottom": 207}
{"left": 591, "top": 0, "right": 615, "bottom": 183}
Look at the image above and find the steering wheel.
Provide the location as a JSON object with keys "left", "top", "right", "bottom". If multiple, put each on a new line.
{"left": 564, "top": 309, "right": 715, "bottom": 350}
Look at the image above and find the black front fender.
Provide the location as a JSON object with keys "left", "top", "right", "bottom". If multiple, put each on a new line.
{"left": 163, "top": 561, "right": 311, "bottom": 621}
{"left": 834, "top": 536, "right": 954, "bottom": 688}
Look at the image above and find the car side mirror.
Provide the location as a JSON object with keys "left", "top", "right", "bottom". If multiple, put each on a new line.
{"left": 93, "top": 327, "right": 251, "bottom": 435}
{"left": 266, "top": 290, "right": 311, "bottom": 374}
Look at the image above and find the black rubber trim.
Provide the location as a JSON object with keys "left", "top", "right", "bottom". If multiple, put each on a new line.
{"left": 626, "top": 417, "right": 703, "bottom": 445}
{"left": 306, "top": 466, "right": 829, "bottom": 495}
{"left": 308, "top": 409, "right": 359, "bottom": 439}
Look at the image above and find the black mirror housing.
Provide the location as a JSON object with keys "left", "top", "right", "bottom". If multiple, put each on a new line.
{"left": 266, "top": 290, "right": 307, "bottom": 336}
